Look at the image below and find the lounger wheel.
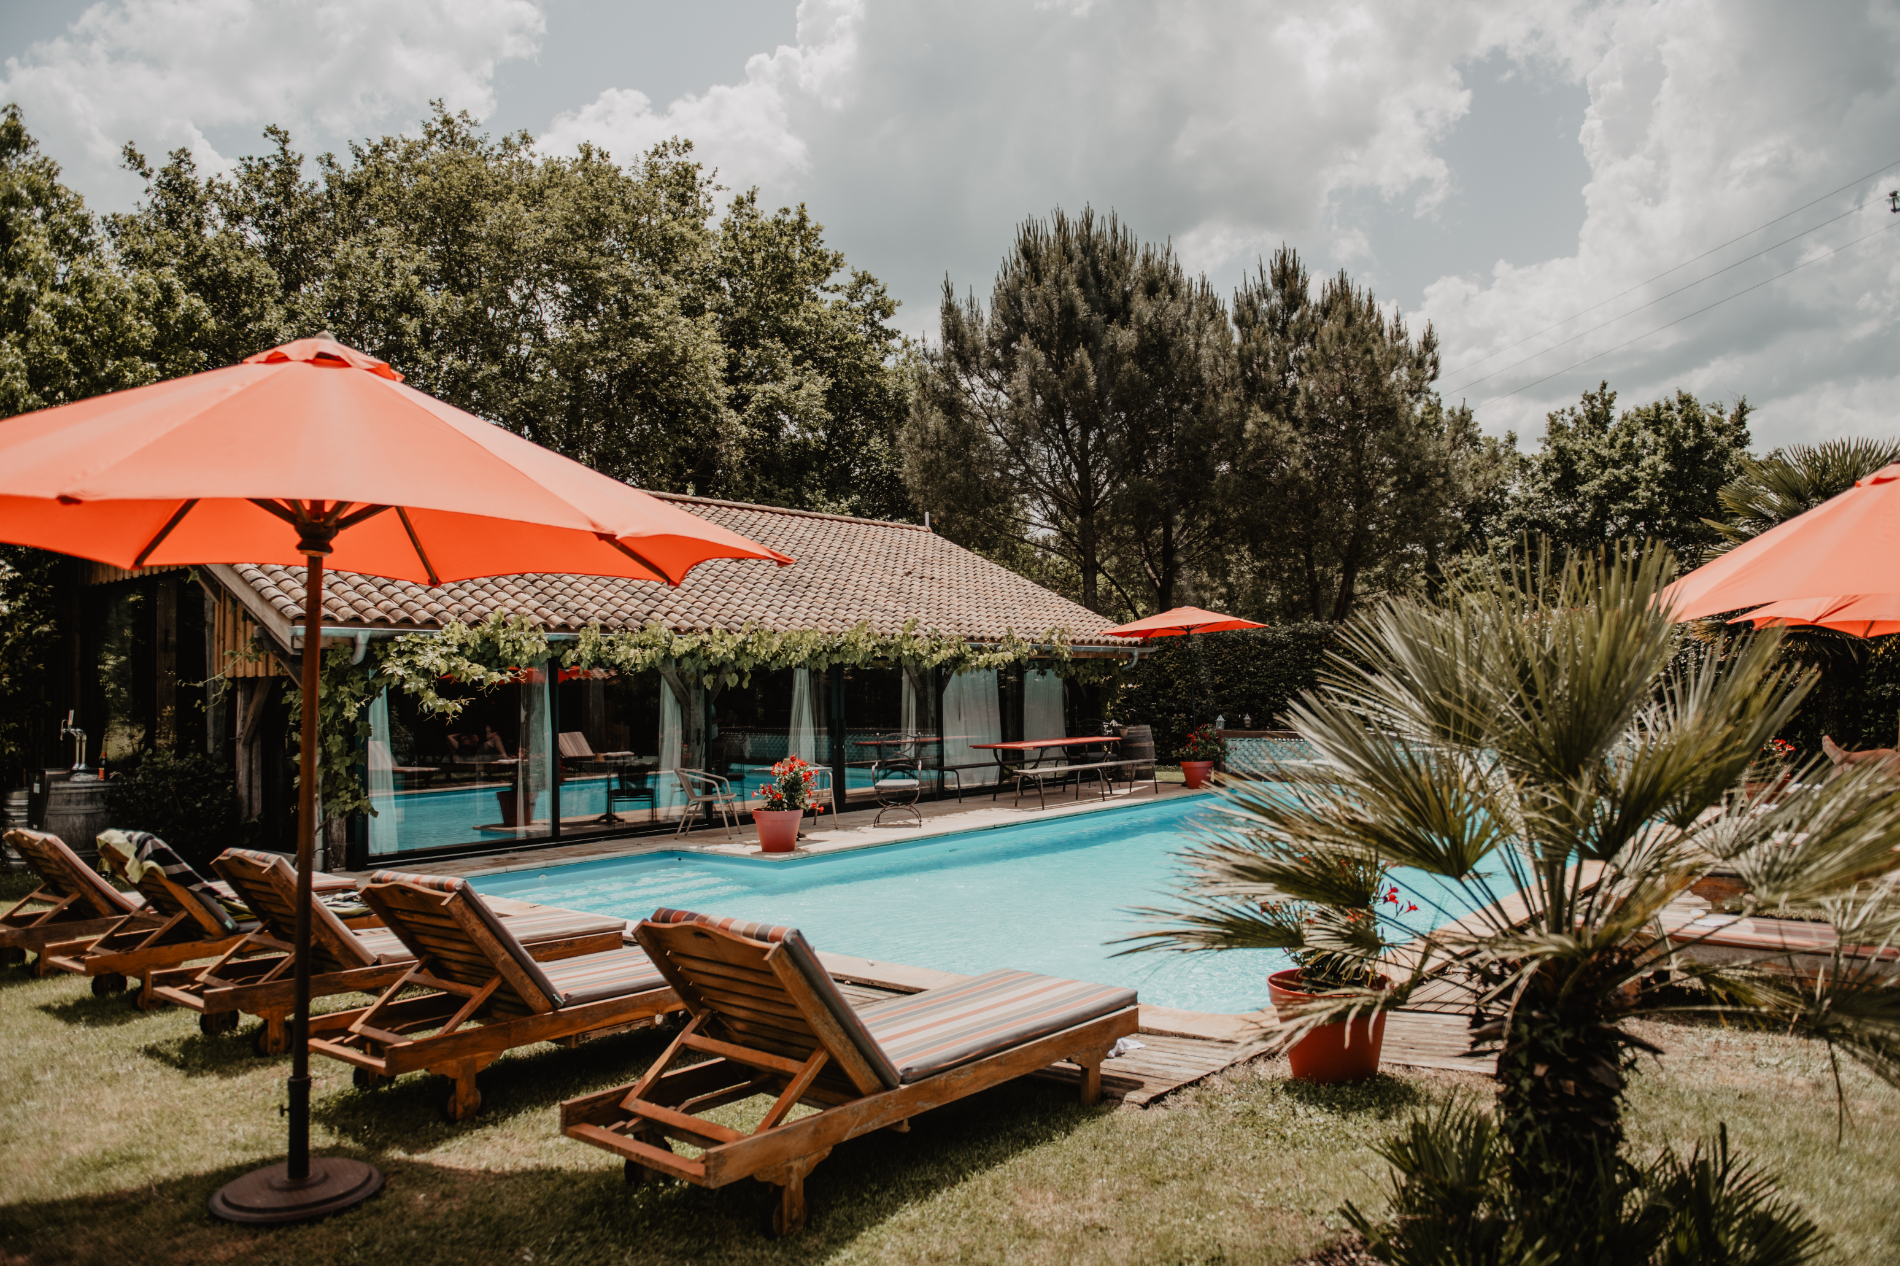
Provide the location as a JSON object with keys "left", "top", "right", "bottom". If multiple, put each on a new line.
{"left": 253, "top": 1024, "right": 288, "bottom": 1057}
{"left": 91, "top": 973, "right": 128, "bottom": 997}
{"left": 199, "top": 1010, "right": 239, "bottom": 1036}
{"left": 767, "top": 1181, "right": 810, "bottom": 1237}
{"left": 353, "top": 1068, "right": 394, "bottom": 1091}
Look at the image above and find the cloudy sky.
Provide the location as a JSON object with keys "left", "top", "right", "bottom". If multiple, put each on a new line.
{"left": 3, "top": 0, "right": 1896, "bottom": 450}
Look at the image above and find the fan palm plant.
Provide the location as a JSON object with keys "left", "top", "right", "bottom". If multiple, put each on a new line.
{"left": 1704, "top": 436, "right": 1900, "bottom": 556}
{"left": 1131, "top": 540, "right": 1900, "bottom": 1261}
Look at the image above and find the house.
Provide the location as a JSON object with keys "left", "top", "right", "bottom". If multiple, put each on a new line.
{"left": 37, "top": 494, "right": 1131, "bottom": 865}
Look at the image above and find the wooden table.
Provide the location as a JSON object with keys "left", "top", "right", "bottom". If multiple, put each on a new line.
{"left": 970, "top": 736, "right": 1122, "bottom": 808}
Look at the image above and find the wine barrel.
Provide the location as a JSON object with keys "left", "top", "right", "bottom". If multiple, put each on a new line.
{"left": 39, "top": 778, "right": 111, "bottom": 867}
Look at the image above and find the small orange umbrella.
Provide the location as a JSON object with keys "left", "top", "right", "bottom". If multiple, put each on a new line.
{"left": 1729, "top": 594, "right": 1900, "bottom": 638}
{"left": 1103, "top": 605, "right": 1267, "bottom": 638}
{"left": 1661, "top": 463, "right": 1900, "bottom": 620}
{"left": 0, "top": 337, "right": 790, "bottom": 1223}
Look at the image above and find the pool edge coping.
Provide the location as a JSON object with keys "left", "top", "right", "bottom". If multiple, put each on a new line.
{"left": 415, "top": 784, "right": 1218, "bottom": 880}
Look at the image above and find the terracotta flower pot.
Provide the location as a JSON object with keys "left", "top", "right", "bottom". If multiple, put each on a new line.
{"left": 1268, "top": 968, "right": 1389, "bottom": 1083}
{"left": 495, "top": 789, "right": 519, "bottom": 827}
{"left": 754, "top": 808, "right": 803, "bottom": 853}
{"left": 1180, "top": 760, "right": 1215, "bottom": 789}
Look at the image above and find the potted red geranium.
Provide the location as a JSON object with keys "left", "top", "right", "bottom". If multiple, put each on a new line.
{"left": 754, "top": 756, "right": 824, "bottom": 853}
{"left": 1745, "top": 737, "right": 1796, "bottom": 802}
{"left": 1261, "top": 863, "right": 1416, "bottom": 1082}
{"left": 1178, "top": 724, "right": 1226, "bottom": 789}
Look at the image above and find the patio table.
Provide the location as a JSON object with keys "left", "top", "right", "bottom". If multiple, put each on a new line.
{"left": 970, "top": 735, "right": 1122, "bottom": 809}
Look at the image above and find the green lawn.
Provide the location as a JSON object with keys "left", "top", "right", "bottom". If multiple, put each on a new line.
{"left": 2, "top": 870, "right": 1896, "bottom": 1265}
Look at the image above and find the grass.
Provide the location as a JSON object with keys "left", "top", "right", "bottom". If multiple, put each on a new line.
{"left": 2, "top": 865, "right": 1897, "bottom": 1265}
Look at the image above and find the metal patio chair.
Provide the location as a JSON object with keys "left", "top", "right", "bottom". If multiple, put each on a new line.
{"left": 674, "top": 768, "right": 741, "bottom": 838}
{"left": 870, "top": 732, "right": 924, "bottom": 826}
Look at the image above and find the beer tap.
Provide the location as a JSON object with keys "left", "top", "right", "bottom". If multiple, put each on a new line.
{"left": 61, "top": 710, "right": 96, "bottom": 781}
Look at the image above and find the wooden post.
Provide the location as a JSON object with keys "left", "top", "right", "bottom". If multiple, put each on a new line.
{"left": 828, "top": 666, "right": 848, "bottom": 813}
{"left": 154, "top": 577, "right": 177, "bottom": 751}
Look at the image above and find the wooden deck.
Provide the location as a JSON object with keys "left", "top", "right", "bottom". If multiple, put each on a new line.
{"left": 829, "top": 972, "right": 1492, "bottom": 1107}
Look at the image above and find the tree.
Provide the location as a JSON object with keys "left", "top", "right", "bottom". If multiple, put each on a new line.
{"left": 1105, "top": 261, "right": 1236, "bottom": 611}
{"left": 711, "top": 191, "right": 912, "bottom": 517}
{"left": 1136, "top": 541, "right": 1899, "bottom": 1261}
{"left": 903, "top": 207, "right": 1234, "bottom": 615}
{"left": 1706, "top": 436, "right": 1900, "bottom": 555}
{"left": 106, "top": 107, "right": 912, "bottom": 517}
{"left": 1503, "top": 382, "right": 1751, "bottom": 560}
{"left": 1225, "top": 247, "right": 1485, "bottom": 622}
{"left": 0, "top": 104, "right": 182, "bottom": 415}
{"left": 0, "top": 545, "right": 62, "bottom": 788}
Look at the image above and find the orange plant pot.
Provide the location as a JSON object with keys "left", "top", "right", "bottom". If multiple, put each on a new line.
{"left": 1268, "top": 968, "right": 1389, "bottom": 1083}
{"left": 1180, "top": 760, "right": 1215, "bottom": 789}
{"left": 754, "top": 808, "right": 802, "bottom": 853}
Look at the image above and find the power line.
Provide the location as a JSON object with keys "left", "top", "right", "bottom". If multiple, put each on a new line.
{"left": 1440, "top": 198, "right": 1876, "bottom": 397}
{"left": 1471, "top": 216, "right": 1900, "bottom": 413}
{"left": 1443, "top": 154, "right": 1900, "bottom": 378}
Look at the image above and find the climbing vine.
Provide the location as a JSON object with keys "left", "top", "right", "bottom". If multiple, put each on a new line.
{"left": 285, "top": 646, "right": 383, "bottom": 821}
{"left": 370, "top": 612, "right": 1122, "bottom": 718}
{"left": 302, "top": 612, "right": 1127, "bottom": 814}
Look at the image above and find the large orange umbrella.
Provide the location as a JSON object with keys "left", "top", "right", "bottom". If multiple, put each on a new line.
{"left": 1661, "top": 463, "right": 1900, "bottom": 620}
{"left": 0, "top": 336, "right": 790, "bottom": 1223}
{"left": 1729, "top": 593, "right": 1900, "bottom": 638}
{"left": 1103, "top": 605, "right": 1267, "bottom": 638}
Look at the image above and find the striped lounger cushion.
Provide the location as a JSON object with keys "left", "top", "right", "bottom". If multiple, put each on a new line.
{"left": 856, "top": 969, "right": 1136, "bottom": 1083}
{"left": 332, "top": 909, "right": 620, "bottom": 967}
{"left": 537, "top": 947, "right": 668, "bottom": 1006}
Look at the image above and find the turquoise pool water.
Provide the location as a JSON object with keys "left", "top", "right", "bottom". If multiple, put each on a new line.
{"left": 470, "top": 795, "right": 1465, "bottom": 1014}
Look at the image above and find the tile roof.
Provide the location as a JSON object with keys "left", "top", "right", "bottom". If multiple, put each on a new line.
{"left": 227, "top": 493, "right": 1117, "bottom": 642}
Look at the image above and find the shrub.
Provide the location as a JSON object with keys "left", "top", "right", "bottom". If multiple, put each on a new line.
{"left": 1110, "top": 621, "right": 1337, "bottom": 758}
{"left": 103, "top": 750, "right": 254, "bottom": 871}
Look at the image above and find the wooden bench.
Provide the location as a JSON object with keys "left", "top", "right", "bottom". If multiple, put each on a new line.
{"left": 1011, "top": 760, "right": 1121, "bottom": 809}
{"left": 1093, "top": 724, "right": 1159, "bottom": 796}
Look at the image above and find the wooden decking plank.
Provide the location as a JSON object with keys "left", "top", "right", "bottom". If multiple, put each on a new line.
{"left": 825, "top": 971, "right": 1491, "bottom": 1105}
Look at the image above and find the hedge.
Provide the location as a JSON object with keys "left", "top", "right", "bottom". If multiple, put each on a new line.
{"left": 1109, "top": 622, "right": 1339, "bottom": 761}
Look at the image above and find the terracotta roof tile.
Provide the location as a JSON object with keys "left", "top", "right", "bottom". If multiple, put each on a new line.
{"left": 232, "top": 493, "right": 1115, "bottom": 642}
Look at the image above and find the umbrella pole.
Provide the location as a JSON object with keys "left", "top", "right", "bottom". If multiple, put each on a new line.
{"left": 287, "top": 549, "right": 322, "bottom": 1180}
{"left": 211, "top": 523, "right": 383, "bottom": 1224}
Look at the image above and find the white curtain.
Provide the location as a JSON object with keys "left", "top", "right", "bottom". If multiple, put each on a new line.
{"left": 1023, "top": 669, "right": 1066, "bottom": 741}
{"left": 789, "top": 668, "right": 815, "bottom": 763}
{"left": 901, "top": 669, "right": 917, "bottom": 735}
{"left": 941, "top": 668, "right": 1000, "bottom": 786}
{"left": 366, "top": 689, "right": 401, "bottom": 855}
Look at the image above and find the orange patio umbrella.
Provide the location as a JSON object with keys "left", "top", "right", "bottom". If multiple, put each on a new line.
{"left": 1728, "top": 593, "right": 1900, "bottom": 638}
{"left": 1102, "top": 605, "right": 1268, "bottom": 638}
{"left": 1660, "top": 463, "right": 1900, "bottom": 620}
{"left": 0, "top": 336, "right": 791, "bottom": 1223}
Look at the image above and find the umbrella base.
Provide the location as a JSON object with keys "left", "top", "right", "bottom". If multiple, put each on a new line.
{"left": 209, "top": 1157, "right": 384, "bottom": 1225}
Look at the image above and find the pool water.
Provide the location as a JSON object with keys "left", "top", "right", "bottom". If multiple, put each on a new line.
{"left": 471, "top": 795, "right": 1467, "bottom": 1014}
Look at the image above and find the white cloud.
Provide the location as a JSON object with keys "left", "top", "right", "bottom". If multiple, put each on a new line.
{"left": 541, "top": 0, "right": 1900, "bottom": 449}
{"left": 537, "top": 1, "right": 860, "bottom": 191}
{"left": 542, "top": 1, "right": 1577, "bottom": 283}
{"left": 10, "top": 0, "right": 1895, "bottom": 450}
{"left": 0, "top": 0, "right": 544, "bottom": 204}
{"left": 1415, "top": 1, "right": 1900, "bottom": 447}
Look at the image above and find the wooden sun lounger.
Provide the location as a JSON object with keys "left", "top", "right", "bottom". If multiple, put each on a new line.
{"left": 41, "top": 839, "right": 269, "bottom": 1008}
{"left": 560, "top": 907, "right": 1138, "bottom": 1235}
{"left": 308, "top": 870, "right": 680, "bottom": 1120}
{"left": 148, "top": 850, "right": 627, "bottom": 1055}
{"left": 1, "top": 828, "right": 152, "bottom": 974}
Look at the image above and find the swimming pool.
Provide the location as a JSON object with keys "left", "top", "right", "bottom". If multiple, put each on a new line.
{"left": 471, "top": 795, "right": 1467, "bottom": 1014}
